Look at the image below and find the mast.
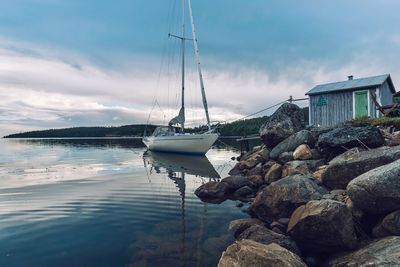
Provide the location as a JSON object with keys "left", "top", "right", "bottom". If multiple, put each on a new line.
{"left": 180, "top": 0, "right": 185, "bottom": 132}
{"left": 188, "top": 0, "right": 211, "bottom": 131}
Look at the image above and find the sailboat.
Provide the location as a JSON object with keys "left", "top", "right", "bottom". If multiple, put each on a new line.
{"left": 142, "top": 0, "right": 219, "bottom": 155}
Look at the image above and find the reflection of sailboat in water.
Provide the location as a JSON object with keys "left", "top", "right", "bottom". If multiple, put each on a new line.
{"left": 142, "top": 150, "right": 217, "bottom": 265}
{"left": 143, "top": 151, "right": 220, "bottom": 179}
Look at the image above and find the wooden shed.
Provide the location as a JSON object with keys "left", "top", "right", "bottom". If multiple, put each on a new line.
{"left": 306, "top": 74, "right": 396, "bottom": 127}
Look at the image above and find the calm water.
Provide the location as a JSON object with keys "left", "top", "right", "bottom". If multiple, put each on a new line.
{"left": 0, "top": 138, "right": 251, "bottom": 267}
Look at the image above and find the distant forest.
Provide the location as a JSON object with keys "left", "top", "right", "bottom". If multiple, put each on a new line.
{"left": 4, "top": 107, "right": 309, "bottom": 138}
{"left": 4, "top": 125, "right": 158, "bottom": 138}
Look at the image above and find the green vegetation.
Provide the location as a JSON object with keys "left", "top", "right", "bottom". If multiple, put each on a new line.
{"left": 4, "top": 107, "right": 310, "bottom": 138}
{"left": 351, "top": 117, "right": 400, "bottom": 130}
{"left": 217, "top": 116, "right": 270, "bottom": 136}
{"left": 4, "top": 125, "right": 158, "bottom": 138}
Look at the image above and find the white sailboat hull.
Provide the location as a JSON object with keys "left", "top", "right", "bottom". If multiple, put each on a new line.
{"left": 142, "top": 133, "right": 219, "bottom": 155}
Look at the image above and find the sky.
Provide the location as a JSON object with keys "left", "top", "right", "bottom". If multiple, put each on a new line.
{"left": 1, "top": 0, "right": 400, "bottom": 136}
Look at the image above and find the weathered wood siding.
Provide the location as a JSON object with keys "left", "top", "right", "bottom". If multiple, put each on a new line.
{"left": 309, "top": 91, "right": 353, "bottom": 127}
{"left": 380, "top": 81, "right": 394, "bottom": 106}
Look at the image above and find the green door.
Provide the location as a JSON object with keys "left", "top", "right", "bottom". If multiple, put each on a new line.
{"left": 355, "top": 91, "right": 368, "bottom": 118}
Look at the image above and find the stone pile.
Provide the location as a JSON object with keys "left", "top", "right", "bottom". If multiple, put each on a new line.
{"left": 195, "top": 103, "right": 400, "bottom": 266}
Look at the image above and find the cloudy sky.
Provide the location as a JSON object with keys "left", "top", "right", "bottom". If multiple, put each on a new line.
{"left": 1, "top": 0, "right": 400, "bottom": 136}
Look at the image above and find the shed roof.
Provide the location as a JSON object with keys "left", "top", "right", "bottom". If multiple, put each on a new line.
{"left": 306, "top": 74, "right": 396, "bottom": 96}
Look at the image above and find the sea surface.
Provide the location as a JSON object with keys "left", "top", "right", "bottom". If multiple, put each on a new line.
{"left": 0, "top": 137, "right": 254, "bottom": 267}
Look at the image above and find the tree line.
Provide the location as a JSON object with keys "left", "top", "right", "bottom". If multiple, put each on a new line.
{"left": 4, "top": 107, "right": 309, "bottom": 138}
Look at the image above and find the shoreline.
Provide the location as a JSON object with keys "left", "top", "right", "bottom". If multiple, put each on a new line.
{"left": 194, "top": 103, "right": 400, "bottom": 266}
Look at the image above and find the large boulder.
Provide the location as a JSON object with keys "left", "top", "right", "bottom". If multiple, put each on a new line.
{"left": 251, "top": 174, "right": 328, "bottom": 222}
{"left": 347, "top": 158, "right": 400, "bottom": 214}
{"left": 237, "top": 224, "right": 302, "bottom": 256}
{"left": 325, "top": 236, "right": 400, "bottom": 266}
{"left": 372, "top": 210, "right": 400, "bottom": 237}
{"left": 194, "top": 181, "right": 229, "bottom": 203}
{"left": 259, "top": 103, "right": 306, "bottom": 149}
{"left": 270, "top": 130, "right": 316, "bottom": 159}
{"left": 218, "top": 239, "right": 307, "bottom": 267}
{"left": 287, "top": 199, "right": 357, "bottom": 253}
{"left": 317, "top": 126, "right": 384, "bottom": 157}
{"left": 322, "top": 146, "right": 400, "bottom": 189}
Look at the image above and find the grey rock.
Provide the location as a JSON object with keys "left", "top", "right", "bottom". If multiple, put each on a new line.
{"left": 325, "top": 236, "right": 400, "bottom": 267}
{"left": 218, "top": 240, "right": 307, "bottom": 267}
{"left": 308, "top": 125, "right": 336, "bottom": 140}
{"left": 317, "top": 125, "right": 384, "bottom": 156}
{"left": 237, "top": 224, "right": 302, "bottom": 256}
{"left": 288, "top": 199, "right": 357, "bottom": 253}
{"left": 347, "top": 158, "right": 400, "bottom": 214}
{"left": 259, "top": 103, "right": 306, "bottom": 149}
{"left": 251, "top": 174, "right": 328, "bottom": 222}
{"left": 270, "top": 130, "right": 316, "bottom": 159}
{"left": 322, "top": 146, "right": 400, "bottom": 189}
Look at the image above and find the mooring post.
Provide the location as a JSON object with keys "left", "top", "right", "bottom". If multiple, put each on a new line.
{"left": 244, "top": 139, "right": 250, "bottom": 153}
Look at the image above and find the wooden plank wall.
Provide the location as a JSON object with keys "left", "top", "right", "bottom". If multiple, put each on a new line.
{"left": 380, "top": 81, "right": 394, "bottom": 106}
{"left": 310, "top": 91, "right": 353, "bottom": 127}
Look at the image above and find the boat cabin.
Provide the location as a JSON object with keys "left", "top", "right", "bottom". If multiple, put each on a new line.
{"left": 151, "top": 126, "right": 183, "bottom": 137}
{"left": 306, "top": 74, "right": 397, "bottom": 127}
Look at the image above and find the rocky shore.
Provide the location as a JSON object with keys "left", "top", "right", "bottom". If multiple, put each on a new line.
{"left": 195, "top": 103, "right": 400, "bottom": 266}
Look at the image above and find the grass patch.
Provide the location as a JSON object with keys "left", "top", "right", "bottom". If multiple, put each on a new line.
{"left": 350, "top": 117, "right": 400, "bottom": 130}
